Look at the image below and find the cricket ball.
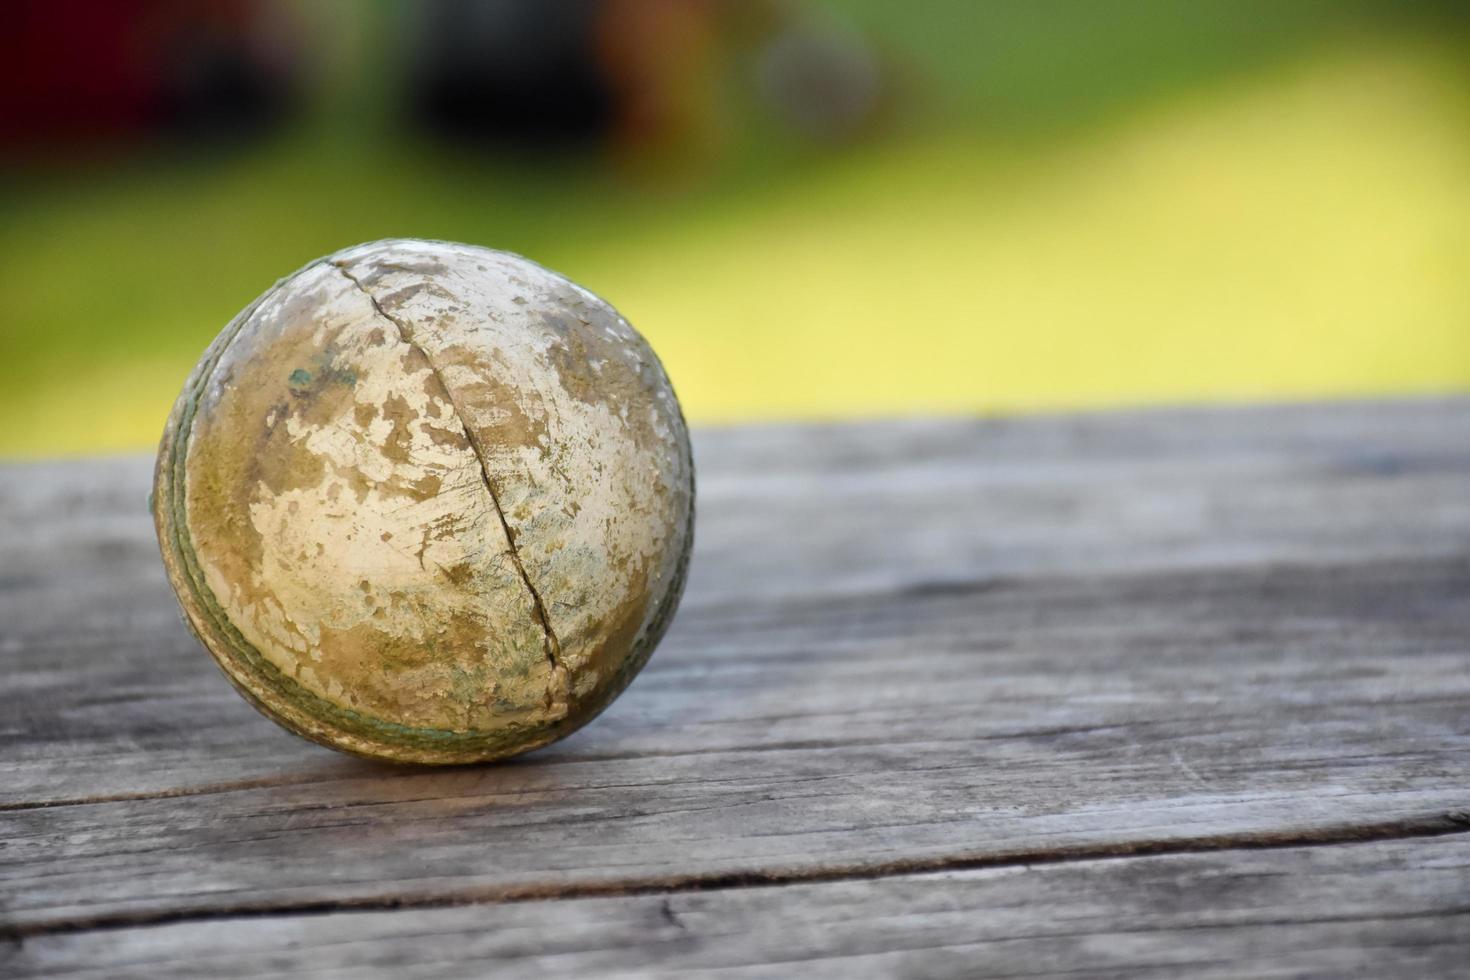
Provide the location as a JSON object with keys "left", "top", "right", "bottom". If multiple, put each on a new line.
{"left": 153, "top": 239, "right": 694, "bottom": 763}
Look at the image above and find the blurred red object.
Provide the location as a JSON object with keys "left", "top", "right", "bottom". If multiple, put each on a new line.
{"left": 0, "top": 0, "right": 301, "bottom": 150}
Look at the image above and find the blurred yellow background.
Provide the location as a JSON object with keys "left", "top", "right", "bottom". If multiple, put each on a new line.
{"left": 2, "top": 1, "right": 1468, "bottom": 457}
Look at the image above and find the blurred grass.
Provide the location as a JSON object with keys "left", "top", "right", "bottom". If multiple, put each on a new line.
{"left": 1, "top": 3, "right": 1468, "bottom": 456}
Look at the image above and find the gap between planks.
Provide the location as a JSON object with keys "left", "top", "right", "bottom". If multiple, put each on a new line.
{"left": 5, "top": 810, "right": 1467, "bottom": 942}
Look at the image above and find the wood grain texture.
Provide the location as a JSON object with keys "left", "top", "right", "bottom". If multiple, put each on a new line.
{"left": 10, "top": 836, "right": 1469, "bottom": 979}
{"left": 3, "top": 398, "right": 1469, "bottom": 975}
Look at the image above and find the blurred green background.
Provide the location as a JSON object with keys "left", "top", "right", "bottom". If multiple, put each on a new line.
{"left": 3, "top": 0, "right": 1468, "bottom": 457}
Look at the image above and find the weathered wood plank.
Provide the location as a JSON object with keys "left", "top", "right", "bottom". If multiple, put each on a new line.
{"left": 10, "top": 835, "right": 1469, "bottom": 979}
{"left": 4, "top": 398, "right": 1470, "bottom": 806}
{"left": 2, "top": 398, "right": 1469, "bottom": 958}
{"left": 7, "top": 399, "right": 1470, "bottom": 613}
{"left": 3, "top": 548, "right": 1469, "bottom": 929}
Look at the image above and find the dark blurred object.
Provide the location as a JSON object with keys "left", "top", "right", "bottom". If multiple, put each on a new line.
{"left": 0, "top": 0, "right": 302, "bottom": 151}
{"left": 404, "top": 0, "right": 888, "bottom": 156}
{"left": 407, "top": 0, "right": 614, "bottom": 147}
{"left": 405, "top": 0, "right": 726, "bottom": 153}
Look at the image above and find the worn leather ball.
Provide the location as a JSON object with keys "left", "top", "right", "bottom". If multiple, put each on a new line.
{"left": 153, "top": 239, "right": 694, "bottom": 763}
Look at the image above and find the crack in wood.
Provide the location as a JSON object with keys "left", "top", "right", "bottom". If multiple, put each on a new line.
{"left": 6, "top": 811, "right": 1467, "bottom": 941}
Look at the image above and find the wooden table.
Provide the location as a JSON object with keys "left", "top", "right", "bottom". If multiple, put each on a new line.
{"left": 4, "top": 398, "right": 1469, "bottom": 978}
